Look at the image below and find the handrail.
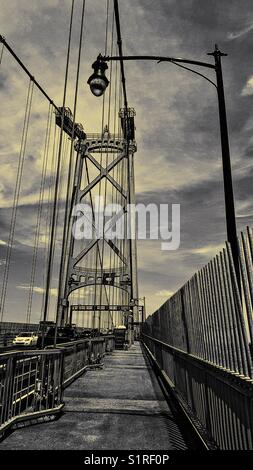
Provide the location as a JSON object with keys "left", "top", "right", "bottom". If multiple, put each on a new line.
{"left": 142, "top": 333, "right": 253, "bottom": 391}
{"left": 0, "top": 335, "right": 115, "bottom": 439}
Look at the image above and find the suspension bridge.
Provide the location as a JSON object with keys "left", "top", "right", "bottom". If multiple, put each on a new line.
{"left": 0, "top": 0, "right": 253, "bottom": 451}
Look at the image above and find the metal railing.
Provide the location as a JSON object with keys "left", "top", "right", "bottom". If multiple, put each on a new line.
{"left": 142, "top": 226, "right": 253, "bottom": 450}
{"left": 0, "top": 335, "right": 115, "bottom": 438}
{"left": 0, "top": 349, "right": 63, "bottom": 437}
{"left": 52, "top": 335, "right": 115, "bottom": 388}
{"left": 86, "top": 133, "right": 122, "bottom": 141}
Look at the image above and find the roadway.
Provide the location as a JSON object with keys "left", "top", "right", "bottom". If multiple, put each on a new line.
{"left": 0, "top": 342, "right": 188, "bottom": 450}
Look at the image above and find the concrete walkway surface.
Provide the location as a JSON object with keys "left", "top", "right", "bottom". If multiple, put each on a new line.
{"left": 0, "top": 342, "right": 187, "bottom": 450}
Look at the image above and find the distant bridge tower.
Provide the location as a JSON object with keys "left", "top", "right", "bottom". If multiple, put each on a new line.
{"left": 57, "top": 108, "right": 139, "bottom": 340}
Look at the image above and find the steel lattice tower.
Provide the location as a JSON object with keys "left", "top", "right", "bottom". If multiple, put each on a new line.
{"left": 57, "top": 108, "right": 139, "bottom": 341}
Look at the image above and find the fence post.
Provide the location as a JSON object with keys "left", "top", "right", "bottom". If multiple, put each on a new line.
{"left": 2, "top": 356, "right": 16, "bottom": 424}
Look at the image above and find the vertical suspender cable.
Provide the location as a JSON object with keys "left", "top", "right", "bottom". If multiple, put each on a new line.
{"left": 50, "top": 133, "right": 71, "bottom": 319}
{"left": 0, "top": 79, "right": 34, "bottom": 322}
{"left": 114, "top": 0, "right": 135, "bottom": 320}
{"left": 113, "top": 0, "right": 128, "bottom": 110}
{"left": 93, "top": 0, "right": 110, "bottom": 329}
{"left": 99, "top": 7, "right": 115, "bottom": 329}
{"left": 57, "top": 0, "right": 86, "bottom": 330}
{"left": 26, "top": 104, "right": 53, "bottom": 324}
{"left": 0, "top": 41, "right": 4, "bottom": 66}
{"left": 108, "top": 53, "right": 118, "bottom": 328}
{"left": 42, "top": 0, "right": 75, "bottom": 339}
{"left": 40, "top": 121, "right": 58, "bottom": 322}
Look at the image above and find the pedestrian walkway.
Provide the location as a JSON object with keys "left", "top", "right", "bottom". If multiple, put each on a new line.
{"left": 0, "top": 342, "right": 187, "bottom": 450}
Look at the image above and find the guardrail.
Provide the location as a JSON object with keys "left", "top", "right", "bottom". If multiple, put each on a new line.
{"left": 142, "top": 226, "right": 253, "bottom": 450}
{"left": 142, "top": 333, "right": 253, "bottom": 450}
{"left": 0, "top": 335, "right": 115, "bottom": 439}
{"left": 50, "top": 335, "right": 115, "bottom": 388}
{"left": 0, "top": 349, "right": 63, "bottom": 439}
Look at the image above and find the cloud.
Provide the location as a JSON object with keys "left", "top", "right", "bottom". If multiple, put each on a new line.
{"left": 227, "top": 23, "right": 253, "bottom": 40}
{"left": 241, "top": 76, "right": 253, "bottom": 96}
{"left": 1, "top": 0, "right": 253, "bottom": 321}
{"left": 155, "top": 289, "right": 174, "bottom": 298}
{"left": 191, "top": 243, "right": 225, "bottom": 257}
{"left": 16, "top": 284, "right": 58, "bottom": 297}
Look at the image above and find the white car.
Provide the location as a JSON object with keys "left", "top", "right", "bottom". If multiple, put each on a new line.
{"left": 12, "top": 332, "right": 38, "bottom": 347}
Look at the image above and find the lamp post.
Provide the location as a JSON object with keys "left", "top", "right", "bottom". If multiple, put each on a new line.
{"left": 87, "top": 45, "right": 240, "bottom": 290}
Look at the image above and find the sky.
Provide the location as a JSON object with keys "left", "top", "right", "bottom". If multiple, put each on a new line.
{"left": 1, "top": 0, "right": 253, "bottom": 321}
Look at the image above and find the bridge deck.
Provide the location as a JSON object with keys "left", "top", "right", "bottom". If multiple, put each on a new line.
{"left": 0, "top": 342, "right": 187, "bottom": 450}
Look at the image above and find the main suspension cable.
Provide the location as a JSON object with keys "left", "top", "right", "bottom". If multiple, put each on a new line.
{"left": 0, "top": 35, "right": 60, "bottom": 112}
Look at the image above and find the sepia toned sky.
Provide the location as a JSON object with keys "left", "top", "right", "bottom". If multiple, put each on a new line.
{"left": 1, "top": 0, "right": 253, "bottom": 321}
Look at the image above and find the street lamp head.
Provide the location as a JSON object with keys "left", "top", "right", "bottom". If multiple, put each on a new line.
{"left": 87, "top": 54, "right": 109, "bottom": 97}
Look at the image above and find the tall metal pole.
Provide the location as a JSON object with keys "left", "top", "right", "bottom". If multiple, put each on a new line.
{"left": 208, "top": 45, "right": 240, "bottom": 288}
{"left": 89, "top": 47, "right": 241, "bottom": 290}
{"left": 128, "top": 145, "right": 139, "bottom": 344}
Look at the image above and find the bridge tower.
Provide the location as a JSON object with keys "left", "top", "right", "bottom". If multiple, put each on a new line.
{"left": 56, "top": 108, "right": 139, "bottom": 342}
